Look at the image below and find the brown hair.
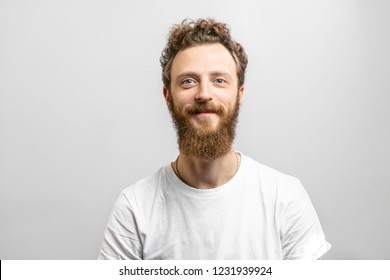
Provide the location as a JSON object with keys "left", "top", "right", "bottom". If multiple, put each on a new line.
{"left": 160, "top": 18, "right": 248, "bottom": 90}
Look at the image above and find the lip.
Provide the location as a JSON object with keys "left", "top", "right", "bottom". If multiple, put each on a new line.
{"left": 196, "top": 112, "right": 215, "bottom": 116}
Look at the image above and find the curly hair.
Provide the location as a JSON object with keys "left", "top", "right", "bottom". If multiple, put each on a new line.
{"left": 160, "top": 18, "right": 248, "bottom": 90}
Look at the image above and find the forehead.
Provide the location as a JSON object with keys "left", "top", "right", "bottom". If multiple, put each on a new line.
{"left": 170, "top": 43, "right": 237, "bottom": 78}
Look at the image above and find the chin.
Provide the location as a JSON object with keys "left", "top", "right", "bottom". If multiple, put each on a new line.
{"left": 193, "top": 117, "right": 219, "bottom": 127}
{"left": 193, "top": 121, "right": 219, "bottom": 130}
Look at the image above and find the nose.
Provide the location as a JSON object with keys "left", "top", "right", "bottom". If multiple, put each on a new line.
{"left": 194, "top": 82, "right": 212, "bottom": 103}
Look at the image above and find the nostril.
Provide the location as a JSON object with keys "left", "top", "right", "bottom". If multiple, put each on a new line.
{"left": 195, "top": 95, "right": 212, "bottom": 102}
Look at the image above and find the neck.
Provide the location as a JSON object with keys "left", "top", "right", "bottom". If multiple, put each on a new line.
{"left": 173, "top": 150, "right": 240, "bottom": 189}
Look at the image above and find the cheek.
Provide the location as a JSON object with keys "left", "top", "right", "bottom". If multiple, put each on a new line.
{"left": 171, "top": 93, "right": 192, "bottom": 107}
{"left": 217, "top": 92, "right": 238, "bottom": 108}
{"left": 169, "top": 95, "right": 187, "bottom": 115}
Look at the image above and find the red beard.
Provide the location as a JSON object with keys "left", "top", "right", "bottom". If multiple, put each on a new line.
{"left": 169, "top": 95, "right": 240, "bottom": 160}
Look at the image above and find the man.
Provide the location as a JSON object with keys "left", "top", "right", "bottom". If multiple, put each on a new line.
{"left": 98, "top": 18, "right": 331, "bottom": 260}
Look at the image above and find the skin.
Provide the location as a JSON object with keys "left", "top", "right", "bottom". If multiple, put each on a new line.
{"left": 163, "top": 43, "right": 245, "bottom": 189}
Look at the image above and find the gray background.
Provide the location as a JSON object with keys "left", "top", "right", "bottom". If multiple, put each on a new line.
{"left": 1, "top": 0, "right": 389, "bottom": 259}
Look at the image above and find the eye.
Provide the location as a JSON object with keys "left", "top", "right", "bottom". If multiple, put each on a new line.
{"left": 215, "top": 78, "right": 226, "bottom": 84}
{"left": 183, "top": 79, "right": 193, "bottom": 84}
{"left": 181, "top": 78, "right": 197, "bottom": 86}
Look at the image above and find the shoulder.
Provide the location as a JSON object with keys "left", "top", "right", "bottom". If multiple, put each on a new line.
{"left": 240, "top": 154, "right": 308, "bottom": 208}
{"left": 105, "top": 166, "right": 170, "bottom": 217}
{"left": 119, "top": 166, "right": 168, "bottom": 205}
{"left": 242, "top": 154, "right": 302, "bottom": 190}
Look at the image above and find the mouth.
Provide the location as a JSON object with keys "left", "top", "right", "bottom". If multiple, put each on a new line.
{"left": 195, "top": 111, "right": 216, "bottom": 117}
{"left": 194, "top": 109, "right": 217, "bottom": 114}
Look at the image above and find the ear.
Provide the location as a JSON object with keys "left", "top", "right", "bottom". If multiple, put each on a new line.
{"left": 238, "top": 85, "right": 245, "bottom": 105}
{"left": 163, "top": 87, "right": 172, "bottom": 110}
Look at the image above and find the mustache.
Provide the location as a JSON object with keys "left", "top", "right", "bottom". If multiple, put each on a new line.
{"left": 184, "top": 103, "right": 225, "bottom": 116}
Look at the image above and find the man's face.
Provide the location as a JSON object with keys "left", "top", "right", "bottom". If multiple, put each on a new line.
{"left": 164, "top": 43, "right": 244, "bottom": 160}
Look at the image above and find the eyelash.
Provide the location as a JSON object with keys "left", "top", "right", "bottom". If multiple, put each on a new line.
{"left": 215, "top": 78, "right": 226, "bottom": 84}
{"left": 181, "top": 78, "right": 226, "bottom": 85}
{"left": 182, "top": 79, "right": 196, "bottom": 84}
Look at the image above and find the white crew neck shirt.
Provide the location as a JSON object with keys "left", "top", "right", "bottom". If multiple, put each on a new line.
{"left": 98, "top": 153, "right": 331, "bottom": 260}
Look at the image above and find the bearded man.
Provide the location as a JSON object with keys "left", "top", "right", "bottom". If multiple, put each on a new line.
{"left": 98, "top": 18, "right": 331, "bottom": 260}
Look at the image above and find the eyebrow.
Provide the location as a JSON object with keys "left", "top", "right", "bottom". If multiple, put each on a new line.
{"left": 175, "top": 71, "right": 233, "bottom": 83}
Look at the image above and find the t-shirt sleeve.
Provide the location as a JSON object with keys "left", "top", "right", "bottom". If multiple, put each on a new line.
{"left": 97, "top": 192, "right": 143, "bottom": 260}
{"left": 277, "top": 176, "right": 331, "bottom": 260}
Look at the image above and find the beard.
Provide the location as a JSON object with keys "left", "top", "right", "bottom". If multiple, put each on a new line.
{"left": 168, "top": 94, "right": 240, "bottom": 160}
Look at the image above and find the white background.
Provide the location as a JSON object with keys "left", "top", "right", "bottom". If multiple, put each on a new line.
{"left": 0, "top": 0, "right": 389, "bottom": 259}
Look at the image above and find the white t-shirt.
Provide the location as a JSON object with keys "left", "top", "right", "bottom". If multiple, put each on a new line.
{"left": 98, "top": 153, "right": 331, "bottom": 260}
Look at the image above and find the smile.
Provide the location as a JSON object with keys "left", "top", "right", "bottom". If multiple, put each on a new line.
{"left": 195, "top": 112, "right": 216, "bottom": 117}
